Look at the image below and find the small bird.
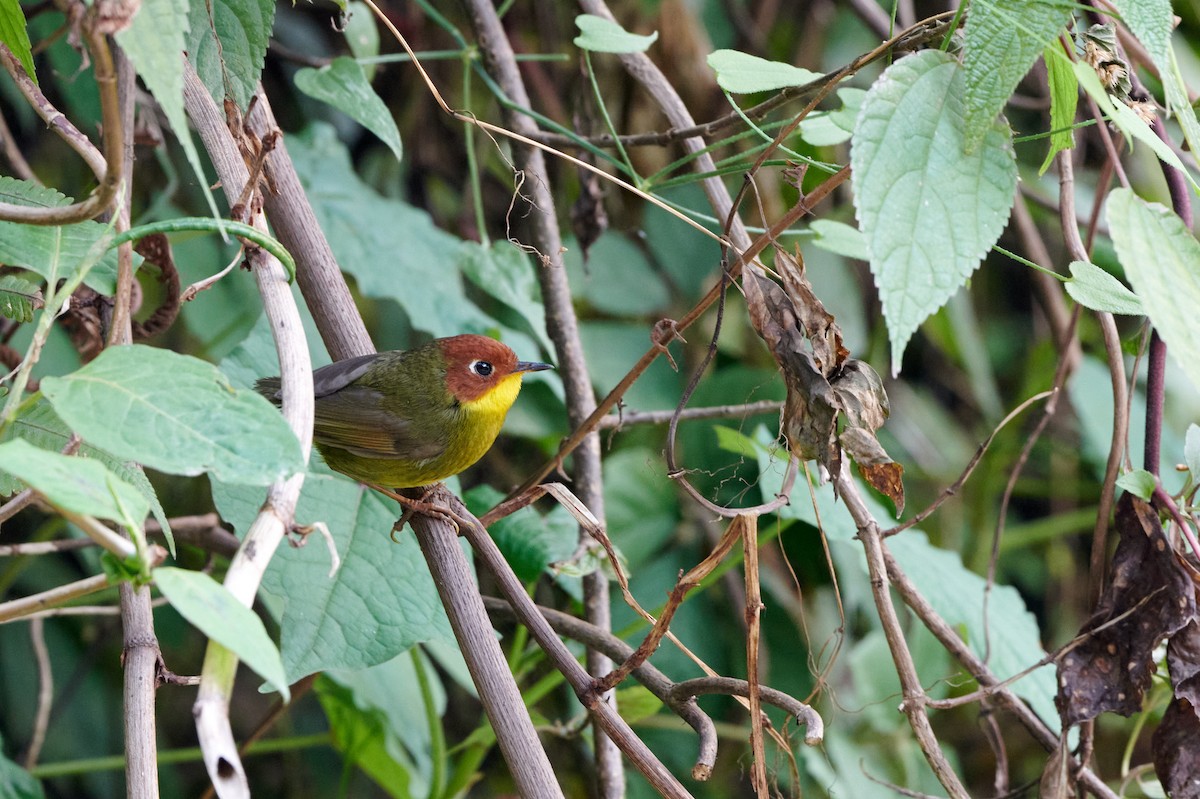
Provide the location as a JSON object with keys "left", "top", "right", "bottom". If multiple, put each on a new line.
{"left": 257, "top": 335, "right": 552, "bottom": 488}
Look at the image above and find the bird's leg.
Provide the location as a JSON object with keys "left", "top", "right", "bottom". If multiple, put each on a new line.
{"left": 367, "top": 483, "right": 464, "bottom": 542}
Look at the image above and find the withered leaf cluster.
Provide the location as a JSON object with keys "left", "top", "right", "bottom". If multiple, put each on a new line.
{"left": 1055, "top": 494, "right": 1200, "bottom": 794}
{"left": 742, "top": 247, "right": 903, "bottom": 514}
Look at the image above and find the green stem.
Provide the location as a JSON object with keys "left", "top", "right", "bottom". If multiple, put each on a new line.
{"left": 30, "top": 733, "right": 332, "bottom": 778}
{"left": 109, "top": 219, "right": 296, "bottom": 284}
{"left": 462, "top": 50, "right": 490, "bottom": 248}
{"left": 413, "top": 648, "right": 447, "bottom": 799}
{"left": 585, "top": 51, "right": 640, "bottom": 185}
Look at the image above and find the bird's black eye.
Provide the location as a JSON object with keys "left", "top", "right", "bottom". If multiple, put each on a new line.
{"left": 470, "top": 360, "right": 494, "bottom": 377}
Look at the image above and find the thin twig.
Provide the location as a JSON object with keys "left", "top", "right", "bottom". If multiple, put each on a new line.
{"left": 24, "top": 617, "right": 52, "bottom": 768}
{"left": 597, "top": 399, "right": 783, "bottom": 430}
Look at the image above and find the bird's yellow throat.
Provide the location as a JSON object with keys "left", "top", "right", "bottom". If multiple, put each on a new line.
{"left": 461, "top": 371, "right": 525, "bottom": 420}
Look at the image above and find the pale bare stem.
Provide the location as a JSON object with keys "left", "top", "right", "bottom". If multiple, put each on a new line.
{"left": 24, "top": 617, "right": 52, "bottom": 768}
{"left": 837, "top": 462, "right": 971, "bottom": 798}
{"left": 409, "top": 503, "right": 567, "bottom": 799}
{"left": 0, "top": 547, "right": 166, "bottom": 624}
{"left": 453, "top": 0, "right": 619, "bottom": 790}
{"left": 0, "top": 17, "right": 123, "bottom": 225}
{"left": 445, "top": 489, "right": 694, "bottom": 798}
{"left": 0, "top": 574, "right": 111, "bottom": 624}
{"left": 1010, "top": 194, "right": 1080, "bottom": 364}
{"left": 598, "top": 399, "right": 784, "bottom": 430}
{"left": 180, "top": 250, "right": 244, "bottom": 303}
{"left": 183, "top": 66, "right": 313, "bottom": 799}
{"left": 0, "top": 489, "right": 36, "bottom": 525}
{"left": 0, "top": 538, "right": 94, "bottom": 556}
{"left": 481, "top": 595, "right": 721, "bottom": 776}
{"left": 0, "top": 44, "right": 105, "bottom": 179}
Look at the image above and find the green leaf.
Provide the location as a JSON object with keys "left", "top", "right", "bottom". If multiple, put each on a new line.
{"left": 573, "top": 14, "right": 658, "bottom": 54}
{"left": 116, "top": 0, "right": 220, "bottom": 223}
{"left": 1107, "top": 188, "right": 1200, "bottom": 392}
{"left": 0, "top": 438, "right": 150, "bottom": 525}
{"left": 1039, "top": 45, "right": 1078, "bottom": 174}
{"left": 961, "top": 0, "right": 1069, "bottom": 151}
{"left": 1163, "top": 50, "right": 1200, "bottom": 175}
{"left": 798, "top": 87, "right": 865, "bottom": 147}
{"left": 40, "top": 345, "right": 304, "bottom": 485}
{"left": 322, "top": 650, "right": 447, "bottom": 797}
{"left": 465, "top": 485, "right": 576, "bottom": 583}
{"left": 458, "top": 241, "right": 552, "bottom": 353}
{"left": 809, "top": 219, "right": 868, "bottom": 261}
{"left": 0, "top": 0, "right": 36, "bottom": 86}
{"left": 851, "top": 50, "right": 1017, "bottom": 374}
{"left": 1185, "top": 425, "right": 1200, "bottom": 479}
{"left": 342, "top": 2, "right": 380, "bottom": 79}
{"left": 706, "top": 49, "right": 821, "bottom": 94}
{"left": 1116, "top": 468, "right": 1157, "bottom": 500}
{"left": 1064, "top": 260, "right": 1143, "bottom": 315}
{"left": 0, "top": 274, "right": 42, "bottom": 322}
{"left": 212, "top": 467, "right": 454, "bottom": 680}
{"left": 185, "top": 0, "right": 274, "bottom": 110}
{"left": 616, "top": 685, "right": 663, "bottom": 724}
{"left": 1111, "top": 0, "right": 1171, "bottom": 65}
{"left": 0, "top": 398, "right": 172, "bottom": 552}
{"left": 603, "top": 447, "right": 680, "bottom": 569}
{"left": 154, "top": 566, "right": 290, "bottom": 700}
{"left": 287, "top": 124, "right": 494, "bottom": 337}
{"left": 316, "top": 678, "right": 415, "bottom": 799}
{"left": 0, "top": 177, "right": 124, "bottom": 294}
{"left": 294, "top": 57, "right": 403, "bottom": 164}
{"left": 564, "top": 232, "right": 670, "bottom": 316}
{"left": 0, "top": 732, "right": 43, "bottom": 799}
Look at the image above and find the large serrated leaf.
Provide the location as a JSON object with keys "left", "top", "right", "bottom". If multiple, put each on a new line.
{"left": 0, "top": 0, "right": 36, "bottom": 86}
{"left": 1107, "top": 188, "right": 1200, "bottom": 392}
{"left": 213, "top": 468, "right": 454, "bottom": 680}
{"left": 294, "top": 57, "right": 403, "bottom": 164}
{"left": 851, "top": 50, "right": 1017, "bottom": 374}
{"left": 185, "top": 0, "right": 274, "bottom": 110}
{"left": 116, "top": 0, "right": 220, "bottom": 221}
{"left": 40, "top": 345, "right": 303, "bottom": 485}
{"left": 154, "top": 567, "right": 291, "bottom": 700}
{"left": 962, "top": 0, "right": 1070, "bottom": 152}
{"left": 0, "top": 177, "right": 123, "bottom": 294}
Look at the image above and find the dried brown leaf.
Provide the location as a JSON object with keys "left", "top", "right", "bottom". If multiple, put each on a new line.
{"left": 1168, "top": 618, "right": 1200, "bottom": 707}
{"left": 831, "top": 359, "right": 889, "bottom": 432}
{"left": 774, "top": 246, "right": 848, "bottom": 374}
{"left": 743, "top": 264, "right": 840, "bottom": 466}
{"left": 1038, "top": 736, "right": 1077, "bottom": 799}
{"left": 1153, "top": 697, "right": 1200, "bottom": 798}
{"left": 840, "top": 427, "right": 905, "bottom": 516}
{"left": 1056, "top": 495, "right": 1196, "bottom": 726}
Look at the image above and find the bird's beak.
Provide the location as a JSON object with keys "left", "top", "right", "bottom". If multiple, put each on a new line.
{"left": 516, "top": 360, "right": 553, "bottom": 373}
